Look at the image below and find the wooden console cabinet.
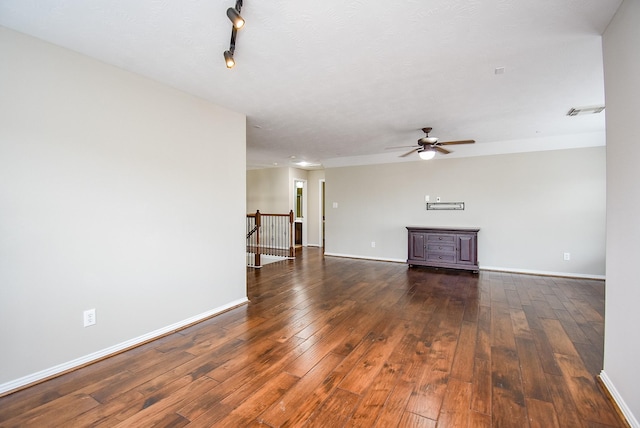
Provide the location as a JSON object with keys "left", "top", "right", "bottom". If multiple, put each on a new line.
{"left": 407, "top": 227, "right": 479, "bottom": 272}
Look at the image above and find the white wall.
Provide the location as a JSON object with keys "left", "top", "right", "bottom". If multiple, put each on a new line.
{"left": 247, "top": 167, "right": 290, "bottom": 213}
{"left": 0, "top": 27, "right": 247, "bottom": 391}
{"left": 247, "top": 167, "right": 326, "bottom": 247}
{"left": 325, "top": 147, "right": 606, "bottom": 277}
{"left": 307, "top": 170, "right": 326, "bottom": 247}
{"left": 602, "top": 0, "right": 640, "bottom": 424}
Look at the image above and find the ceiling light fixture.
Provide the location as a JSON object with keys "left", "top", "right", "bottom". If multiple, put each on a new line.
{"left": 418, "top": 149, "right": 436, "bottom": 160}
{"left": 226, "top": 5, "right": 245, "bottom": 29}
{"left": 223, "top": 50, "right": 235, "bottom": 68}
{"left": 223, "top": 0, "right": 244, "bottom": 69}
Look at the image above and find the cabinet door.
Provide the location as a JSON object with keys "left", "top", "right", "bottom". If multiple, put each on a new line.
{"left": 410, "top": 233, "right": 426, "bottom": 261}
{"left": 457, "top": 234, "right": 476, "bottom": 265}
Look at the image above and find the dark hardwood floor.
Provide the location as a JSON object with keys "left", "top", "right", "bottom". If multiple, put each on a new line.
{"left": 0, "top": 248, "right": 624, "bottom": 427}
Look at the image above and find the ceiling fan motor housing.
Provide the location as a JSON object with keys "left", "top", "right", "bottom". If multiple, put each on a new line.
{"left": 419, "top": 136, "right": 439, "bottom": 145}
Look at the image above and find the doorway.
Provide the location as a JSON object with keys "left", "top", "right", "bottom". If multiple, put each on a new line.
{"left": 293, "top": 179, "right": 307, "bottom": 247}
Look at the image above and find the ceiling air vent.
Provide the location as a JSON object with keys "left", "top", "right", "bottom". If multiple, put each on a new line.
{"left": 566, "top": 105, "right": 605, "bottom": 116}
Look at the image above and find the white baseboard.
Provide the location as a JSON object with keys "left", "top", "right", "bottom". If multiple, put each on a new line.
{"left": 480, "top": 265, "right": 605, "bottom": 280}
{"left": 599, "top": 370, "right": 639, "bottom": 427}
{"left": 0, "top": 297, "right": 249, "bottom": 396}
{"left": 323, "top": 252, "right": 405, "bottom": 263}
{"left": 322, "top": 254, "right": 605, "bottom": 280}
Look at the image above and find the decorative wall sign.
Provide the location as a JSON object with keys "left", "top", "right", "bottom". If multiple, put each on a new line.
{"left": 426, "top": 202, "right": 465, "bottom": 210}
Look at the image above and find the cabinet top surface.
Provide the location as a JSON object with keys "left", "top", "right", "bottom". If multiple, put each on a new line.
{"left": 406, "top": 226, "right": 480, "bottom": 232}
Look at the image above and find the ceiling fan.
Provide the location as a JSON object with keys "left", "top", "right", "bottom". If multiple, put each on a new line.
{"left": 387, "top": 127, "right": 475, "bottom": 160}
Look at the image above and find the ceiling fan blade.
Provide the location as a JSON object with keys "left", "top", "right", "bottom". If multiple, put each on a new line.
{"left": 400, "top": 148, "right": 420, "bottom": 157}
{"left": 435, "top": 146, "right": 451, "bottom": 154}
{"left": 439, "top": 139, "right": 475, "bottom": 145}
{"left": 385, "top": 145, "right": 419, "bottom": 150}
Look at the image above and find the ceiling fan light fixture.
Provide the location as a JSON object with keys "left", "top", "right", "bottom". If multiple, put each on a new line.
{"left": 418, "top": 149, "right": 436, "bottom": 160}
{"left": 223, "top": 50, "right": 235, "bottom": 68}
{"left": 226, "top": 7, "right": 245, "bottom": 29}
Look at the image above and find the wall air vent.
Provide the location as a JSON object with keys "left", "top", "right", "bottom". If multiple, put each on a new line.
{"left": 566, "top": 105, "right": 605, "bottom": 116}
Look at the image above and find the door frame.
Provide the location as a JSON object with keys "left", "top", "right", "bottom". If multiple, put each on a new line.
{"left": 293, "top": 178, "right": 307, "bottom": 247}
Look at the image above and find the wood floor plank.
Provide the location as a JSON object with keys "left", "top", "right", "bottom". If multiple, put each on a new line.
{"left": 285, "top": 310, "right": 379, "bottom": 378}
{"left": 491, "top": 305, "right": 516, "bottom": 350}
{"left": 405, "top": 297, "right": 464, "bottom": 420}
{"left": 510, "top": 307, "right": 532, "bottom": 339}
{"left": 475, "top": 305, "right": 491, "bottom": 360}
{"left": 555, "top": 353, "right": 620, "bottom": 426}
{"left": 210, "top": 371, "right": 299, "bottom": 427}
{"left": 0, "top": 249, "right": 624, "bottom": 427}
{"left": 403, "top": 358, "right": 449, "bottom": 419}
{"left": 303, "top": 387, "right": 360, "bottom": 427}
{"left": 492, "top": 387, "right": 528, "bottom": 428}
{"left": 66, "top": 388, "right": 144, "bottom": 427}
{"left": 555, "top": 308, "right": 592, "bottom": 345}
{"left": 470, "top": 357, "right": 491, "bottom": 415}
{"left": 338, "top": 318, "right": 408, "bottom": 395}
{"left": 450, "top": 321, "right": 477, "bottom": 382}
{"left": 89, "top": 350, "right": 198, "bottom": 404}
{"left": 469, "top": 410, "right": 492, "bottom": 428}
{"left": 258, "top": 352, "right": 344, "bottom": 427}
{"left": 372, "top": 379, "right": 415, "bottom": 427}
{"left": 491, "top": 345, "right": 525, "bottom": 407}
{"left": 1, "top": 393, "right": 100, "bottom": 427}
{"left": 530, "top": 327, "right": 563, "bottom": 376}
{"left": 176, "top": 336, "right": 309, "bottom": 421}
{"left": 112, "top": 376, "right": 218, "bottom": 427}
{"left": 205, "top": 336, "right": 285, "bottom": 383}
{"left": 540, "top": 318, "right": 580, "bottom": 357}
{"left": 344, "top": 362, "right": 401, "bottom": 427}
{"left": 574, "top": 341, "right": 604, "bottom": 376}
{"left": 398, "top": 412, "right": 438, "bottom": 427}
{"left": 293, "top": 298, "right": 357, "bottom": 340}
{"left": 437, "top": 378, "right": 472, "bottom": 428}
{"left": 516, "top": 336, "right": 551, "bottom": 402}
{"left": 545, "top": 373, "right": 587, "bottom": 428}
{"left": 526, "top": 397, "right": 561, "bottom": 428}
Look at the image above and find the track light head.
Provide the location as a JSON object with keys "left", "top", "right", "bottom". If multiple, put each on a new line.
{"left": 227, "top": 7, "right": 245, "bottom": 29}
{"left": 223, "top": 50, "right": 235, "bottom": 68}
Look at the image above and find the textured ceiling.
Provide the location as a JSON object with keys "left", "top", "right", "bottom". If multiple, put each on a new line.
{"left": 0, "top": 0, "right": 622, "bottom": 169}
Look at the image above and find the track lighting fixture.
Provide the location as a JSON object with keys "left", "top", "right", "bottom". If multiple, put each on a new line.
{"left": 223, "top": 50, "right": 235, "bottom": 68}
{"left": 223, "top": 0, "right": 244, "bottom": 69}
{"left": 226, "top": 6, "right": 245, "bottom": 29}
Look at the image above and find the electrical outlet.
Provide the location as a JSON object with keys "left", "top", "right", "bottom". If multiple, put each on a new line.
{"left": 371, "top": 241, "right": 376, "bottom": 248}
{"left": 83, "top": 308, "right": 96, "bottom": 327}
{"left": 563, "top": 252, "right": 571, "bottom": 261}
{"left": 425, "top": 195, "right": 429, "bottom": 202}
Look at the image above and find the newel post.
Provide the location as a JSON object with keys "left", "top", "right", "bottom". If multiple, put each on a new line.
{"left": 255, "top": 210, "right": 261, "bottom": 267}
{"left": 289, "top": 210, "right": 295, "bottom": 258}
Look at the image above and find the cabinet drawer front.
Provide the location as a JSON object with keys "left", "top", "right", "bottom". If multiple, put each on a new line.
{"left": 427, "top": 234, "right": 455, "bottom": 243}
{"left": 426, "top": 243, "right": 455, "bottom": 253}
{"left": 426, "top": 253, "right": 456, "bottom": 263}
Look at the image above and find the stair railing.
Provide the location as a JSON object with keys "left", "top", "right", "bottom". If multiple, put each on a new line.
{"left": 246, "top": 210, "right": 295, "bottom": 267}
